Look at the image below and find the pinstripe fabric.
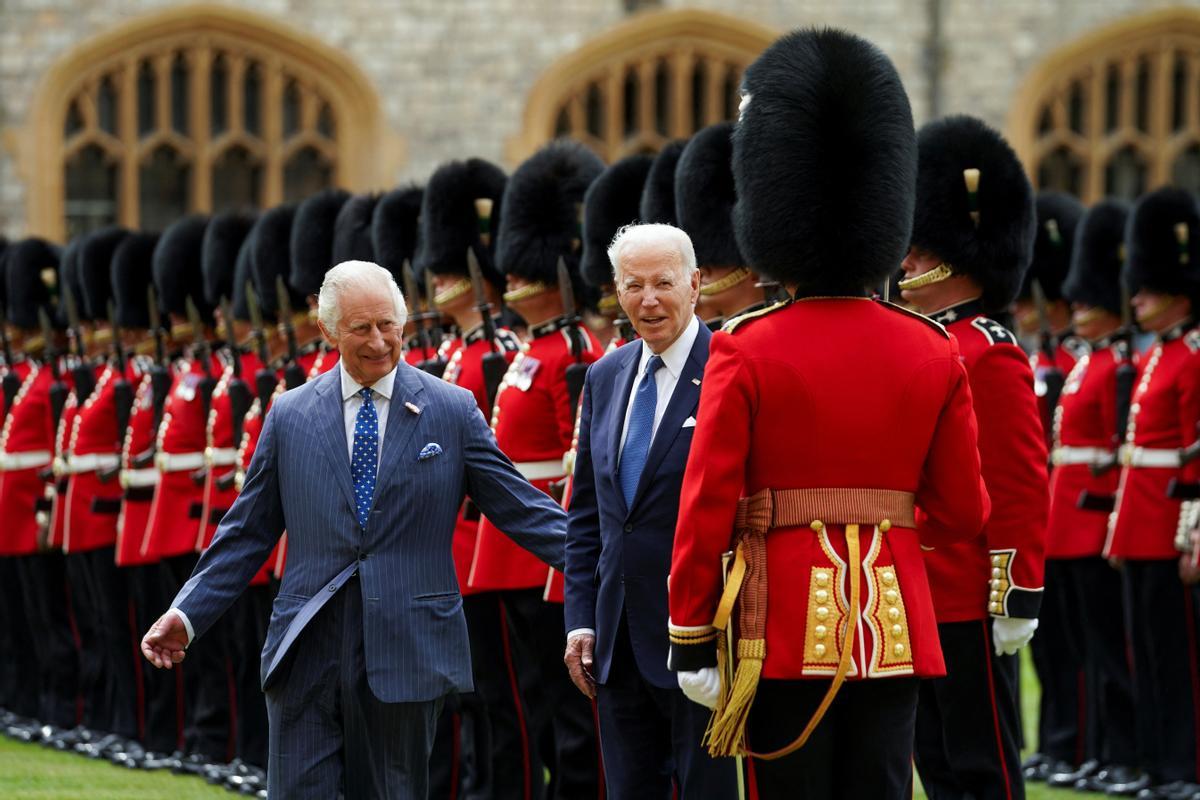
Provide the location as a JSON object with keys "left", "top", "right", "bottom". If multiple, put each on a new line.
{"left": 172, "top": 363, "right": 567, "bottom": 704}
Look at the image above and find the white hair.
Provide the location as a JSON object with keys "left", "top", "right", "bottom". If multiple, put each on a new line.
{"left": 317, "top": 260, "right": 408, "bottom": 332}
{"left": 606, "top": 223, "right": 697, "bottom": 285}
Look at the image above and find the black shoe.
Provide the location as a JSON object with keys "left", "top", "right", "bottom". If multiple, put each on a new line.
{"left": 78, "top": 732, "right": 125, "bottom": 758}
{"left": 50, "top": 725, "right": 93, "bottom": 751}
{"left": 227, "top": 763, "right": 266, "bottom": 793}
{"left": 1105, "top": 773, "right": 1155, "bottom": 796}
{"left": 1022, "top": 752, "right": 1049, "bottom": 781}
{"left": 172, "top": 751, "right": 221, "bottom": 776}
{"left": 1139, "top": 781, "right": 1200, "bottom": 799}
{"left": 109, "top": 741, "right": 147, "bottom": 768}
{"left": 1046, "top": 758, "right": 1098, "bottom": 787}
{"left": 139, "top": 750, "right": 182, "bottom": 771}
{"left": 1027, "top": 758, "right": 1074, "bottom": 783}
{"left": 1080, "top": 765, "right": 1145, "bottom": 791}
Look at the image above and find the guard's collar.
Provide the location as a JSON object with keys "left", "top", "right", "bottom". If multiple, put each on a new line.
{"left": 929, "top": 297, "right": 984, "bottom": 326}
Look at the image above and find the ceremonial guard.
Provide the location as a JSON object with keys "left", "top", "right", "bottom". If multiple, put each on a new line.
{"left": 473, "top": 141, "right": 604, "bottom": 798}
{"left": 112, "top": 231, "right": 182, "bottom": 766}
{"left": 1, "top": 238, "right": 81, "bottom": 746}
{"left": 1045, "top": 199, "right": 1141, "bottom": 793}
{"left": 665, "top": 29, "right": 990, "bottom": 798}
{"left": 294, "top": 191, "right": 354, "bottom": 379}
{"left": 1014, "top": 192, "right": 1091, "bottom": 784}
{"left": 416, "top": 158, "right": 528, "bottom": 798}
{"left": 675, "top": 121, "right": 775, "bottom": 331}
{"left": 899, "top": 115, "right": 1048, "bottom": 800}
{"left": 580, "top": 154, "right": 652, "bottom": 351}
{"left": 140, "top": 215, "right": 232, "bottom": 772}
{"left": 1104, "top": 187, "right": 1200, "bottom": 798}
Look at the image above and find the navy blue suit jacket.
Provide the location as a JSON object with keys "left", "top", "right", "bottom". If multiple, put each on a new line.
{"left": 172, "top": 363, "right": 566, "bottom": 703}
{"left": 564, "top": 320, "right": 711, "bottom": 689}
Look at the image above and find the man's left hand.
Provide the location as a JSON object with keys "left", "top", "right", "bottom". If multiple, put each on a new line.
{"left": 564, "top": 632, "right": 597, "bottom": 699}
{"left": 992, "top": 616, "right": 1038, "bottom": 656}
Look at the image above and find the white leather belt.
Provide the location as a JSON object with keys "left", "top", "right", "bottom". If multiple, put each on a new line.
{"left": 1121, "top": 445, "right": 1183, "bottom": 468}
{"left": 0, "top": 450, "right": 52, "bottom": 471}
{"left": 1051, "top": 446, "right": 1114, "bottom": 467}
{"left": 65, "top": 453, "right": 121, "bottom": 474}
{"left": 514, "top": 459, "right": 566, "bottom": 481}
{"left": 155, "top": 451, "right": 206, "bottom": 472}
{"left": 120, "top": 468, "right": 160, "bottom": 488}
{"left": 205, "top": 447, "right": 238, "bottom": 467}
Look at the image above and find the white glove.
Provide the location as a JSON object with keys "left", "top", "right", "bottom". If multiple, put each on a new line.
{"left": 992, "top": 616, "right": 1038, "bottom": 656}
{"left": 677, "top": 667, "right": 721, "bottom": 709}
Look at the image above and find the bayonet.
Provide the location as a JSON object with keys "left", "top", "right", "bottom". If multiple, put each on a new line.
{"left": 402, "top": 260, "right": 433, "bottom": 363}
{"left": 275, "top": 275, "right": 305, "bottom": 390}
{"left": 557, "top": 257, "right": 588, "bottom": 411}
{"left": 39, "top": 308, "right": 68, "bottom": 428}
{"left": 420, "top": 269, "right": 448, "bottom": 378}
{"left": 221, "top": 296, "right": 251, "bottom": 474}
{"left": 468, "top": 246, "right": 508, "bottom": 411}
{"left": 245, "top": 281, "right": 278, "bottom": 413}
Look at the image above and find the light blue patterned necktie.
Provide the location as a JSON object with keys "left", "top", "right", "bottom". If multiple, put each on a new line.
{"left": 351, "top": 387, "right": 378, "bottom": 529}
{"left": 619, "top": 355, "right": 664, "bottom": 506}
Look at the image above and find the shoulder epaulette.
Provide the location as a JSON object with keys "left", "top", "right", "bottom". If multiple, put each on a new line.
{"left": 970, "top": 316, "right": 1019, "bottom": 347}
{"left": 495, "top": 328, "right": 522, "bottom": 353}
{"left": 721, "top": 300, "right": 788, "bottom": 334}
{"left": 874, "top": 299, "right": 949, "bottom": 339}
{"left": 1186, "top": 329, "right": 1200, "bottom": 354}
{"left": 1062, "top": 335, "right": 1090, "bottom": 360}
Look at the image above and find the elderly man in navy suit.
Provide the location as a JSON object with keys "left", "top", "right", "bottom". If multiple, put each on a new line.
{"left": 563, "top": 223, "right": 738, "bottom": 798}
{"left": 141, "top": 260, "right": 566, "bottom": 799}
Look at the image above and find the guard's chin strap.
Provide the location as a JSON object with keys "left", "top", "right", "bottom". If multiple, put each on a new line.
{"left": 1138, "top": 296, "right": 1176, "bottom": 326}
{"left": 897, "top": 263, "right": 955, "bottom": 291}
{"left": 433, "top": 278, "right": 471, "bottom": 308}
{"left": 502, "top": 282, "right": 550, "bottom": 304}
{"left": 700, "top": 267, "right": 752, "bottom": 297}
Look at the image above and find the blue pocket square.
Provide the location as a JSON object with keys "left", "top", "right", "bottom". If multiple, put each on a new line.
{"left": 418, "top": 443, "right": 443, "bottom": 461}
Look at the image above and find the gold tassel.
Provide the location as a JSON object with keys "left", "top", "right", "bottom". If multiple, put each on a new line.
{"left": 705, "top": 638, "right": 765, "bottom": 757}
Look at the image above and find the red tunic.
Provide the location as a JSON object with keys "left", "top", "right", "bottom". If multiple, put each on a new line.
{"left": 239, "top": 377, "right": 287, "bottom": 580}
{"left": 47, "top": 388, "right": 80, "bottom": 551}
{"left": 925, "top": 301, "right": 1049, "bottom": 622}
{"left": 668, "top": 299, "right": 990, "bottom": 679}
{"left": 197, "top": 352, "right": 261, "bottom": 551}
{"left": 116, "top": 372, "right": 159, "bottom": 566}
{"left": 1032, "top": 337, "right": 1086, "bottom": 450}
{"left": 1045, "top": 339, "right": 1126, "bottom": 559}
{"left": 470, "top": 319, "right": 600, "bottom": 591}
{"left": 0, "top": 366, "right": 57, "bottom": 555}
{"left": 1105, "top": 323, "right": 1200, "bottom": 560}
{"left": 1, "top": 358, "right": 32, "bottom": 418}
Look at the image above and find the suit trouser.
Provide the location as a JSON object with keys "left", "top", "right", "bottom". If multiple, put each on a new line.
{"left": 596, "top": 618, "right": 738, "bottom": 800}
{"left": 227, "top": 585, "right": 271, "bottom": 768}
{"left": 1030, "top": 558, "right": 1085, "bottom": 764}
{"left": 1059, "top": 556, "right": 1137, "bottom": 767}
{"left": 0, "top": 556, "right": 39, "bottom": 718}
{"left": 746, "top": 676, "right": 919, "bottom": 799}
{"left": 128, "top": 562, "right": 182, "bottom": 752}
{"left": 504, "top": 587, "right": 603, "bottom": 800}
{"left": 914, "top": 619, "right": 1025, "bottom": 800}
{"left": 15, "top": 551, "right": 80, "bottom": 728}
{"left": 163, "top": 553, "right": 231, "bottom": 759}
{"left": 265, "top": 576, "right": 442, "bottom": 799}
{"left": 1122, "top": 559, "right": 1200, "bottom": 783}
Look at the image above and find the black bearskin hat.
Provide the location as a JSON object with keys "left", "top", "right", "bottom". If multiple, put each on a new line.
{"left": 1063, "top": 199, "right": 1129, "bottom": 316}
{"left": 78, "top": 227, "right": 130, "bottom": 321}
{"left": 331, "top": 193, "right": 378, "bottom": 266}
{"left": 580, "top": 154, "right": 653, "bottom": 289}
{"left": 1018, "top": 191, "right": 1085, "bottom": 303}
{"left": 111, "top": 233, "right": 159, "bottom": 330}
{"left": 58, "top": 238, "right": 86, "bottom": 325}
{"left": 676, "top": 122, "right": 745, "bottom": 268}
{"left": 249, "top": 204, "right": 302, "bottom": 318}
{"left": 415, "top": 158, "right": 507, "bottom": 288}
{"left": 231, "top": 235, "right": 255, "bottom": 322}
{"left": 911, "top": 114, "right": 1035, "bottom": 312}
{"left": 290, "top": 189, "right": 350, "bottom": 297}
{"left": 496, "top": 141, "right": 604, "bottom": 293}
{"left": 6, "top": 238, "right": 62, "bottom": 330}
{"left": 733, "top": 28, "right": 917, "bottom": 296}
{"left": 1123, "top": 187, "right": 1200, "bottom": 301}
{"left": 371, "top": 185, "right": 424, "bottom": 286}
{"left": 640, "top": 140, "right": 686, "bottom": 226}
{"left": 152, "top": 215, "right": 212, "bottom": 323}
{"left": 202, "top": 210, "right": 256, "bottom": 308}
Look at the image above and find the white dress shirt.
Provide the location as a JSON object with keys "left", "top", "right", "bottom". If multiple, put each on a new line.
{"left": 172, "top": 359, "right": 398, "bottom": 645}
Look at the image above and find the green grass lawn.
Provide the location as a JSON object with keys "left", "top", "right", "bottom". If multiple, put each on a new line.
{"left": 0, "top": 649, "right": 1083, "bottom": 798}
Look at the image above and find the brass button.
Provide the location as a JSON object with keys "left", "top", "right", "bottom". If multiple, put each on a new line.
{"left": 881, "top": 571, "right": 895, "bottom": 585}
{"left": 892, "top": 624, "right": 903, "bottom": 638}
{"left": 885, "top": 590, "right": 898, "bottom": 605}
{"left": 815, "top": 571, "right": 829, "bottom": 587}
{"left": 810, "top": 520, "right": 825, "bottom": 532}
{"left": 879, "top": 519, "right": 892, "bottom": 533}
{"left": 992, "top": 555, "right": 1002, "bottom": 567}
{"left": 815, "top": 589, "right": 829, "bottom": 604}
{"left": 990, "top": 590, "right": 1000, "bottom": 602}
{"left": 989, "top": 602, "right": 1002, "bottom": 614}
{"left": 815, "top": 606, "right": 829, "bottom": 621}
{"left": 814, "top": 625, "right": 827, "bottom": 639}
{"left": 893, "top": 643, "right": 905, "bottom": 657}
{"left": 991, "top": 567, "right": 1001, "bottom": 579}
{"left": 814, "top": 643, "right": 827, "bottom": 657}
{"left": 888, "top": 607, "right": 901, "bottom": 621}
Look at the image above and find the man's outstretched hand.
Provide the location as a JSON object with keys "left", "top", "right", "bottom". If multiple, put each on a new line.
{"left": 141, "top": 611, "right": 189, "bottom": 669}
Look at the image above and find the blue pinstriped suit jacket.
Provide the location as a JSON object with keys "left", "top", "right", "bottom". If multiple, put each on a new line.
{"left": 172, "top": 362, "right": 566, "bottom": 703}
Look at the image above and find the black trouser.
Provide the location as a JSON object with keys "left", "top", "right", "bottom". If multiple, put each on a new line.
{"left": 0, "top": 556, "right": 39, "bottom": 718}
{"left": 15, "top": 551, "right": 80, "bottom": 728}
{"left": 1059, "top": 556, "right": 1137, "bottom": 767}
{"left": 227, "top": 584, "right": 271, "bottom": 768}
{"left": 1123, "top": 559, "right": 1200, "bottom": 783}
{"left": 503, "top": 588, "right": 602, "bottom": 800}
{"left": 1030, "top": 559, "right": 1085, "bottom": 764}
{"left": 65, "top": 550, "right": 107, "bottom": 731}
{"left": 75, "top": 547, "right": 138, "bottom": 739}
{"left": 747, "top": 677, "right": 920, "bottom": 799}
{"left": 914, "top": 619, "right": 1025, "bottom": 800}
{"left": 163, "top": 553, "right": 231, "bottom": 760}
{"left": 128, "top": 562, "right": 180, "bottom": 753}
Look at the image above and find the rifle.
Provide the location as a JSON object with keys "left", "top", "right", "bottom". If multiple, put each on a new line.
{"left": 419, "top": 269, "right": 448, "bottom": 378}
{"left": 39, "top": 308, "right": 68, "bottom": 430}
{"left": 557, "top": 257, "right": 588, "bottom": 412}
{"left": 63, "top": 284, "right": 96, "bottom": 402}
{"left": 468, "top": 247, "right": 509, "bottom": 411}
{"left": 101, "top": 300, "right": 132, "bottom": 484}
{"left": 135, "top": 287, "right": 171, "bottom": 469}
{"left": 0, "top": 302, "right": 19, "bottom": 417}
{"left": 186, "top": 297, "right": 218, "bottom": 486}
{"left": 246, "top": 282, "right": 279, "bottom": 412}
{"left": 275, "top": 276, "right": 306, "bottom": 390}
{"left": 222, "top": 297, "right": 252, "bottom": 454}
{"left": 402, "top": 260, "right": 433, "bottom": 364}
{"left": 1031, "top": 279, "right": 1065, "bottom": 437}
{"left": 1090, "top": 286, "right": 1138, "bottom": 478}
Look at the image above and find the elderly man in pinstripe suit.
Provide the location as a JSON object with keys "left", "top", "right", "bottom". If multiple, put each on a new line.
{"left": 141, "top": 260, "right": 567, "bottom": 799}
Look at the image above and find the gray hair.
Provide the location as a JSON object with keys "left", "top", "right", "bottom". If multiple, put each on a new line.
{"left": 606, "top": 223, "right": 697, "bottom": 285}
{"left": 317, "top": 260, "right": 408, "bottom": 332}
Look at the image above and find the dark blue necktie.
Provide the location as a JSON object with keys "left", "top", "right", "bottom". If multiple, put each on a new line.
{"left": 351, "top": 387, "right": 378, "bottom": 529}
{"left": 619, "top": 355, "right": 664, "bottom": 506}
